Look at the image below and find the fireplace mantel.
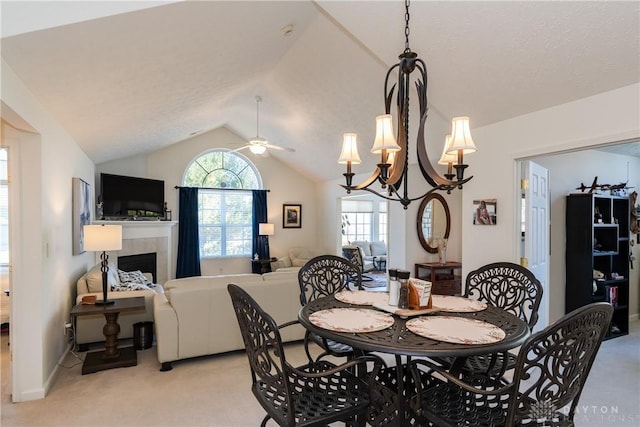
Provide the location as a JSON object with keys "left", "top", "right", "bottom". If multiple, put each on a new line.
{"left": 94, "top": 220, "right": 178, "bottom": 284}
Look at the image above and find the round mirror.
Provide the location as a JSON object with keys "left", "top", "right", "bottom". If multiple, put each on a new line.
{"left": 417, "top": 193, "right": 451, "bottom": 253}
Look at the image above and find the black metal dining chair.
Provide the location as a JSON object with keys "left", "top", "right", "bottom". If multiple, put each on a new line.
{"left": 228, "top": 283, "right": 388, "bottom": 427}
{"left": 408, "top": 302, "right": 613, "bottom": 426}
{"left": 341, "top": 246, "right": 374, "bottom": 282}
{"left": 434, "top": 262, "right": 543, "bottom": 378}
{"left": 298, "top": 255, "right": 363, "bottom": 362}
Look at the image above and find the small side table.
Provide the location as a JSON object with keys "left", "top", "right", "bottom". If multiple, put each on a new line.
{"left": 414, "top": 261, "right": 462, "bottom": 295}
{"left": 251, "top": 258, "right": 277, "bottom": 274}
{"left": 70, "top": 296, "right": 145, "bottom": 375}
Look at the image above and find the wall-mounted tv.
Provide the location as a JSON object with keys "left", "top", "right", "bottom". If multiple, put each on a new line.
{"left": 100, "top": 173, "right": 165, "bottom": 219}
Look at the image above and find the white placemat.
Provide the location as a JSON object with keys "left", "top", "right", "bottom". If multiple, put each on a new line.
{"left": 335, "top": 290, "right": 389, "bottom": 306}
{"left": 309, "top": 308, "right": 394, "bottom": 333}
{"left": 406, "top": 316, "right": 505, "bottom": 344}
{"left": 432, "top": 295, "right": 487, "bottom": 312}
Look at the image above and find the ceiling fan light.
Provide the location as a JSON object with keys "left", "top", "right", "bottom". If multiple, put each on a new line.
{"left": 249, "top": 144, "right": 267, "bottom": 155}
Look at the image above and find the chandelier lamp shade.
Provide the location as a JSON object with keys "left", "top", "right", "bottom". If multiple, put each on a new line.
{"left": 83, "top": 224, "right": 122, "bottom": 306}
{"left": 438, "top": 135, "right": 457, "bottom": 181}
{"left": 338, "top": 0, "right": 477, "bottom": 208}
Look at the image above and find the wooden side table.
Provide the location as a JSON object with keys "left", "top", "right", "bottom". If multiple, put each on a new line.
{"left": 251, "top": 258, "right": 276, "bottom": 274}
{"left": 70, "top": 296, "right": 146, "bottom": 375}
{"left": 414, "top": 261, "right": 462, "bottom": 295}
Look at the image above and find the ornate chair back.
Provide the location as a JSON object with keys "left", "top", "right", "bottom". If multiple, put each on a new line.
{"left": 465, "top": 262, "right": 543, "bottom": 329}
{"left": 341, "top": 246, "right": 366, "bottom": 273}
{"left": 227, "top": 284, "right": 291, "bottom": 420}
{"left": 507, "top": 302, "right": 613, "bottom": 424}
{"left": 298, "top": 255, "right": 362, "bottom": 306}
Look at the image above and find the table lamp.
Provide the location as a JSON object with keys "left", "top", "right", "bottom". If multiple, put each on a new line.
{"left": 83, "top": 224, "right": 122, "bottom": 305}
{"left": 259, "top": 223, "right": 274, "bottom": 258}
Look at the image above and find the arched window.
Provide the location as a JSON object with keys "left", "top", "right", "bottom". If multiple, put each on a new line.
{"left": 183, "top": 150, "right": 262, "bottom": 258}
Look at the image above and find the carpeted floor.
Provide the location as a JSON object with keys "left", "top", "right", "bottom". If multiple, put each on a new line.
{"left": 1, "top": 320, "right": 638, "bottom": 426}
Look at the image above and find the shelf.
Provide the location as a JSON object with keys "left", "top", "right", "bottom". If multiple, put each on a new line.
{"left": 566, "top": 193, "right": 629, "bottom": 341}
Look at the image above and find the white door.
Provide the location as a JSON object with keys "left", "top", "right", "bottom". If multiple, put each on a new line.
{"left": 522, "top": 160, "right": 550, "bottom": 331}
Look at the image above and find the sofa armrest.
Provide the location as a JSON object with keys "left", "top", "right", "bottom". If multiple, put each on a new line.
{"left": 153, "top": 293, "right": 179, "bottom": 364}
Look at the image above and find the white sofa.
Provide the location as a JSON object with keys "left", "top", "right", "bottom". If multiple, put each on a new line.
{"left": 153, "top": 270, "right": 305, "bottom": 371}
{"left": 270, "top": 246, "right": 314, "bottom": 272}
{"left": 75, "top": 264, "right": 163, "bottom": 348}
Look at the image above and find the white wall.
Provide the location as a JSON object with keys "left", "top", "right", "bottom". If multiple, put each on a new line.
{"left": 1, "top": 60, "right": 96, "bottom": 401}
{"left": 462, "top": 83, "right": 640, "bottom": 323}
{"left": 98, "top": 126, "right": 320, "bottom": 276}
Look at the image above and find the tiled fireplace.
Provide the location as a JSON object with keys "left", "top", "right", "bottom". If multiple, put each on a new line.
{"left": 96, "top": 221, "right": 177, "bottom": 284}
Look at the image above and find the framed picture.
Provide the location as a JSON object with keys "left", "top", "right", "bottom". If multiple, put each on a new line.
{"left": 283, "top": 204, "right": 302, "bottom": 228}
{"left": 473, "top": 198, "right": 497, "bottom": 225}
{"left": 72, "top": 177, "right": 91, "bottom": 254}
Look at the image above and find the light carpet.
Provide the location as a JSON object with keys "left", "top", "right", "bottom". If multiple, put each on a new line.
{"left": 1, "top": 321, "right": 638, "bottom": 426}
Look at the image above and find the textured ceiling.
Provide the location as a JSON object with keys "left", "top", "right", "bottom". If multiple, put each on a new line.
{"left": 2, "top": 1, "right": 639, "bottom": 182}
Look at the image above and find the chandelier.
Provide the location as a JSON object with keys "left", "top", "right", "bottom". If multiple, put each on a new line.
{"left": 338, "top": 0, "right": 477, "bottom": 209}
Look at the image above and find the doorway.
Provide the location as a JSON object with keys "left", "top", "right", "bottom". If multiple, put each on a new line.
{"left": 517, "top": 139, "right": 640, "bottom": 326}
{"left": 0, "top": 140, "right": 12, "bottom": 402}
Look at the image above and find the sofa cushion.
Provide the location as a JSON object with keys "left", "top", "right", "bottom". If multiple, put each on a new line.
{"left": 85, "top": 263, "right": 119, "bottom": 293}
{"left": 279, "top": 257, "right": 293, "bottom": 268}
{"left": 370, "top": 241, "right": 387, "bottom": 256}
{"left": 289, "top": 247, "right": 313, "bottom": 267}
{"left": 163, "top": 274, "right": 261, "bottom": 301}
{"left": 262, "top": 270, "right": 298, "bottom": 281}
{"left": 352, "top": 241, "right": 371, "bottom": 257}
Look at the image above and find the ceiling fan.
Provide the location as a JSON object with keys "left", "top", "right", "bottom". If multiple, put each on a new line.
{"left": 232, "top": 96, "right": 295, "bottom": 155}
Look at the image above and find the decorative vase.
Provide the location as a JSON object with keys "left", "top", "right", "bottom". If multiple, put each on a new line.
{"left": 438, "top": 247, "right": 447, "bottom": 265}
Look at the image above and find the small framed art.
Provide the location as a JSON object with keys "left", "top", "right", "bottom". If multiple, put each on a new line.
{"left": 283, "top": 204, "right": 302, "bottom": 228}
{"left": 473, "top": 198, "right": 497, "bottom": 225}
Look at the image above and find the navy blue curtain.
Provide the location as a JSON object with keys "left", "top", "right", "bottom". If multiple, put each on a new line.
{"left": 176, "top": 187, "right": 201, "bottom": 278}
{"left": 252, "top": 190, "right": 269, "bottom": 259}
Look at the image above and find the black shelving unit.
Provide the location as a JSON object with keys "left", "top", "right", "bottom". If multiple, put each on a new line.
{"left": 565, "top": 193, "right": 629, "bottom": 339}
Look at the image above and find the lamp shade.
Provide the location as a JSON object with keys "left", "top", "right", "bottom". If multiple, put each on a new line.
{"left": 83, "top": 224, "right": 122, "bottom": 251}
{"left": 371, "top": 114, "right": 400, "bottom": 154}
{"left": 447, "top": 117, "right": 477, "bottom": 154}
{"left": 438, "top": 135, "right": 458, "bottom": 165}
{"left": 338, "top": 133, "right": 361, "bottom": 164}
{"left": 259, "top": 223, "right": 275, "bottom": 236}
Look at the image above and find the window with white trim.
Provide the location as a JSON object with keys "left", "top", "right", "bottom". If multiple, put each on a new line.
{"left": 341, "top": 199, "right": 388, "bottom": 245}
{"left": 183, "top": 150, "right": 262, "bottom": 258}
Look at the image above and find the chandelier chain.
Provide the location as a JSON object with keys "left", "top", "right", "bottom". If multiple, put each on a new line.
{"left": 404, "top": 0, "right": 411, "bottom": 52}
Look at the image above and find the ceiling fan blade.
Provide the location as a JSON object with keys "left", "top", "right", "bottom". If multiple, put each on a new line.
{"left": 229, "top": 145, "right": 250, "bottom": 153}
{"left": 265, "top": 143, "right": 295, "bottom": 153}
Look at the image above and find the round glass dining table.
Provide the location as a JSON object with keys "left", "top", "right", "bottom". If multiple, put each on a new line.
{"left": 298, "top": 294, "right": 531, "bottom": 425}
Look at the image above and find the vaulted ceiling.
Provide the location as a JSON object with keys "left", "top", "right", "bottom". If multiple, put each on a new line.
{"left": 2, "top": 1, "right": 639, "bottom": 182}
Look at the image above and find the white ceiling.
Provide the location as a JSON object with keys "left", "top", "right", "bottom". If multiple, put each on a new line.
{"left": 2, "top": 1, "right": 639, "bottom": 182}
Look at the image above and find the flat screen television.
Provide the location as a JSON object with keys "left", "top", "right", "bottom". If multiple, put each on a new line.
{"left": 100, "top": 173, "right": 165, "bottom": 219}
